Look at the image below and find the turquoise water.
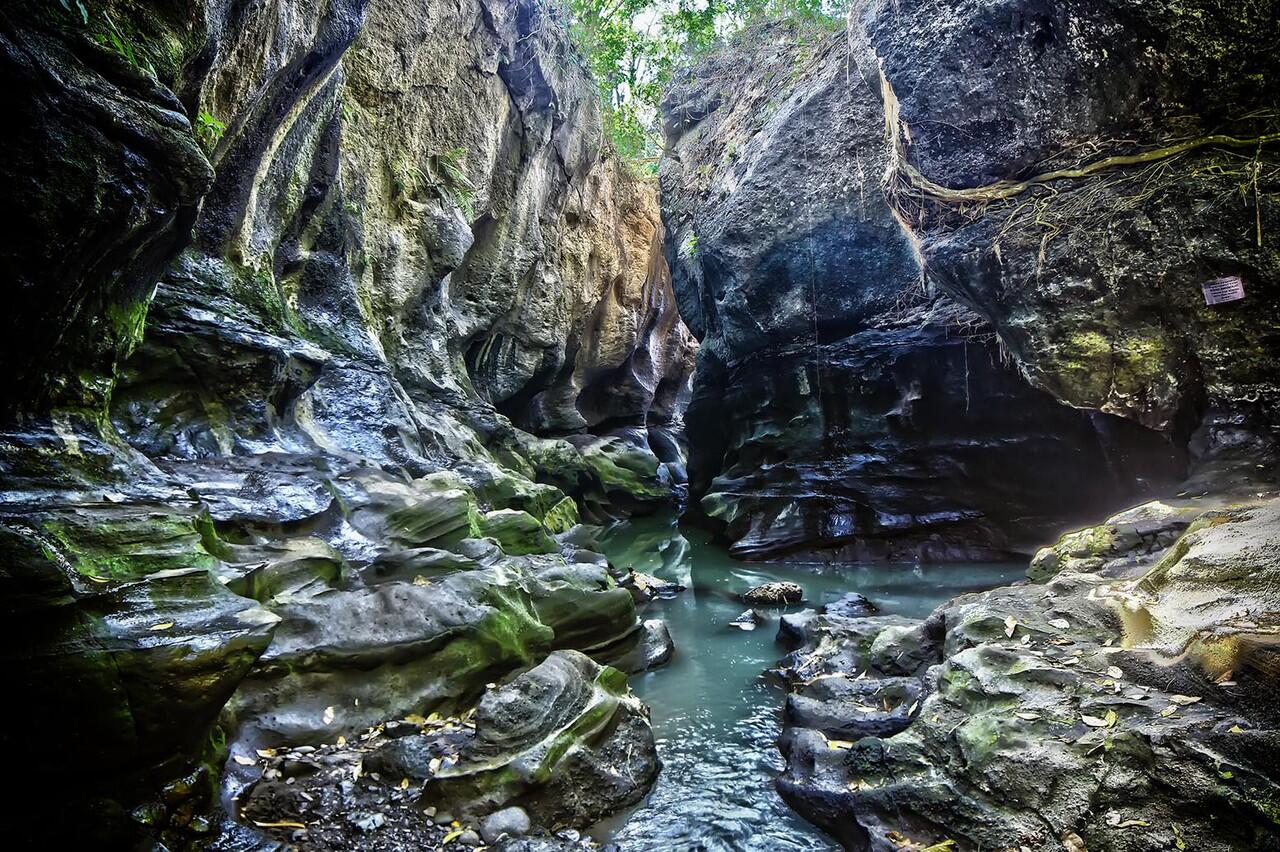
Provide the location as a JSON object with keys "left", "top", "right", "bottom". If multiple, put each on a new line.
{"left": 591, "top": 514, "right": 1023, "bottom": 851}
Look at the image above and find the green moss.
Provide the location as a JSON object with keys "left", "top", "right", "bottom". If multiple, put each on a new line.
{"left": 105, "top": 296, "right": 151, "bottom": 360}
{"left": 482, "top": 509, "right": 557, "bottom": 556}
{"left": 956, "top": 715, "right": 1002, "bottom": 766}
{"left": 39, "top": 508, "right": 218, "bottom": 583}
{"left": 541, "top": 497, "right": 580, "bottom": 535}
{"left": 1053, "top": 329, "right": 1113, "bottom": 401}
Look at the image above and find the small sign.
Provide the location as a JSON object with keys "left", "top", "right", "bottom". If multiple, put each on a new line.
{"left": 1202, "top": 276, "right": 1246, "bottom": 306}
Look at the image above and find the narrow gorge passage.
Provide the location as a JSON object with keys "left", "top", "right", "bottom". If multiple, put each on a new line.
{"left": 3, "top": 0, "right": 1279, "bottom": 850}
{"left": 590, "top": 514, "right": 1021, "bottom": 851}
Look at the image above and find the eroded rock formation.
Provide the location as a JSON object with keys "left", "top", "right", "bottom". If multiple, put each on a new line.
{"left": 660, "top": 1, "right": 1280, "bottom": 848}
{"left": 0, "top": 0, "right": 692, "bottom": 845}
{"left": 662, "top": 5, "right": 1278, "bottom": 560}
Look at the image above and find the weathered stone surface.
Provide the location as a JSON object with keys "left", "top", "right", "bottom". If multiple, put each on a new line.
{"left": 866, "top": 0, "right": 1280, "bottom": 438}
{"left": 1, "top": 0, "right": 212, "bottom": 414}
{"left": 661, "top": 19, "right": 1188, "bottom": 560}
{"left": 775, "top": 495, "right": 1280, "bottom": 851}
{"left": 425, "top": 650, "right": 659, "bottom": 825}
{"left": 0, "top": 507, "right": 277, "bottom": 837}
{"left": 742, "top": 581, "right": 803, "bottom": 605}
{"left": 1, "top": 0, "right": 687, "bottom": 843}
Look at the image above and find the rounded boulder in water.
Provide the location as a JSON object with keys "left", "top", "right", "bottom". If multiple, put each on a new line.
{"left": 822, "top": 593, "right": 879, "bottom": 619}
{"left": 741, "top": 582, "right": 802, "bottom": 605}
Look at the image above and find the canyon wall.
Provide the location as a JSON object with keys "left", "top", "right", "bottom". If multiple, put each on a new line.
{"left": 662, "top": 3, "right": 1278, "bottom": 560}
{"left": 0, "top": 0, "right": 692, "bottom": 844}
{"left": 659, "top": 2, "right": 1280, "bottom": 849}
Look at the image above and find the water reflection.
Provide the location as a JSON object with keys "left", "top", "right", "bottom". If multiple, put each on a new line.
{"left": 592, "top": 514, "right": 1023, "bottom": 851}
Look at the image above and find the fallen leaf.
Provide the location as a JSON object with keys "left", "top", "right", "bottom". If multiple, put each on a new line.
{"left": 233, "top": 755, "right": 255, "bottom": 766}
{"left": 1160, "top": 706, "right": 1178, "bottom": 717}
{"left": 1004, "top": 616, "right": 1018, "bottom": 637}
{"left": 1169, "top": 694, "right": 1202, "bottom": 706}
{"left": 1016, "top": 712, "right": 1041, "bottom": 721}
{"left": 1107, "top": 666, "right": 1123, "bottom": 679}
{"left": 907, "top": 700, "right": 920, "bottom": 715}
{"left": 1081, "top": 715, "right": 1109, "bottom": 727}
{"left": 336, "top": 736, "right": 346, "bottom": 747}
{"left": 404, "top": 713, "right": 427, "bottom": 726}
{"left": 412, "top": 575, "right": 431, "bottom": 586}
{"left": 1048, "top": 618, "right": 1070, "bottom": 630}
{"left": 252, "top": 820, "right": 307, "bottom": 830}
{"left": 323, "top": 706, "right": 335, "bottom": 724}
{"left": 1104, "top": 709, "right": 1118, "bottom": 727}
{"left": 255, "top": 748, "right": 276, "bottom": 758}
{"left": 352, "top": 759, "right": 362, "bottom": 780}
{"left": 442, "top": 828, "right": 465, "bottom": 844}
{"left": 429, "top": 757, "right": 442, "bottom": 774}
{"left": 149, "top": 621, "right": 175, "bottom": 631}
{"left": 1229, "top": 724, "right": 1246, "bottom": 733}
{"left": 826, "top": 739, "right": 855, "bottom": 750}
{"left": 1214, "top": 669, "right": 1234, "bottom": 684}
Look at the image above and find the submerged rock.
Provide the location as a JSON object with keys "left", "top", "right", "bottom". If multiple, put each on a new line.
{"left": 821, "top": 593, "right": 879, "bottom": 619}
{"left": 730, "top": 609, "right": 768, "bottom": 630}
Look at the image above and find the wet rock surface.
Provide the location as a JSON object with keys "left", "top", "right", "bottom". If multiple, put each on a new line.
{"left": 1, "top": 0, "right": 690, "bottom": 844}
{"left": 742, "top": 581, "right": 803, "bottom": 605}
{"left": 236, "top": 651, "right": 655, "bottom": 849}
{"left": 661, "top": 18, "right": 1191, "bottom": 561}
{"left": 774, "top": 494, "right": 1280, "bottom": 851}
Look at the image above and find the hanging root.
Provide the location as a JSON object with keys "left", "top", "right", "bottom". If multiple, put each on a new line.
{"left": 879, "top": 66, "right": 1279, "bottom": 220}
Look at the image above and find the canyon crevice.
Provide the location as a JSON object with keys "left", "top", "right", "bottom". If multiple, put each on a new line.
{"left": 2, "top": 0, "right": 1279, "bottom": 849}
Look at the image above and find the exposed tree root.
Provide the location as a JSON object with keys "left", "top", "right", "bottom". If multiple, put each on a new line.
{"left": 878, "top": 66, "right": 1280, "bottom": 209}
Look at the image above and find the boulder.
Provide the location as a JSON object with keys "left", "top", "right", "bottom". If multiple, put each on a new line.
{"left": 480, "top": 806, "right": 532, "bottom": 844}
{"left": 742, "top": 582, "right": 803, "bottom": 605}
{"left": 424, "top": 650, "right": 660, "bottom": 825}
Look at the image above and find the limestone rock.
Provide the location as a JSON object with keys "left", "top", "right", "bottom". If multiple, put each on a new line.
{"left": 661, "top": 18, "right": 1189, "bottom": 561}
{"left": 775, "top": 496, "right": 1280, "bottom": 851}
{"left": 425, "top": 650, "right": 659, "bottom": 825}
{"left": 742, "top": 581, "right": 803, "bottom": 605}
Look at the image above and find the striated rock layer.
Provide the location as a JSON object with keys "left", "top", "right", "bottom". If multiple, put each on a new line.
{"left": 0, "top": 0, "right": 692, "bottom": 846}
{"left": 661, "top": 3, "right": 1278, "bottom": 559}
{"left": 775, "top": 494, "right": 1280, "bottom": 851}
{"left": 660, "top": 2, "right": 1280, "bottom": 850}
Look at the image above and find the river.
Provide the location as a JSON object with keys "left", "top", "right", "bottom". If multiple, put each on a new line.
{"left": 591, "top": 513, "right": 1023, "bottom": 851}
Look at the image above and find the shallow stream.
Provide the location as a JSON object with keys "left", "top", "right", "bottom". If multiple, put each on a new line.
{"left": 591, "top": 514, "right": 1022, "bottom": 851}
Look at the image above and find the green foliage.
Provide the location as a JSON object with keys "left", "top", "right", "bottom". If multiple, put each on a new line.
{"left": 55, "top": 0, "right": 89, "bottom": 25}
{"left": 565, "top": 0, "right": 847, "bottom": 167}
{"left": 195, "top": 111, "right": 226, "bottom": 152}
{"left": 100, "top": 12, "right": 147, "bottom": 72}
{"left": 393, "top": 148, "right": 477, "bottom": 218}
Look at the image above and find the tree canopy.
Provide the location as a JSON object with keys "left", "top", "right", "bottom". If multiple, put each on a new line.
{"left": 564, "top": 0, "right": 847, "bottom": 169}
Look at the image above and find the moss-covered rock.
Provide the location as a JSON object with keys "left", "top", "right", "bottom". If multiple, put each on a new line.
{"left": 482, "top": 508, "right": 558, "bottom": 556}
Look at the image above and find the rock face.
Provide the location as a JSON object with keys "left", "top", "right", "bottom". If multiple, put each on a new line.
{"left": 237, "top": 651, "right": 657, "bottom": 846}
{"left": 662, "top": 3, "right": 1280, "bottom": 850}
{"left": 661, "top": 6, "right": 1278, "bottom": 559}
{"left": 775, "top": 496, "right": 1280, "bottom": 851}
{"left": 0, "top": 0, "right": 691, "bottom": 844}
